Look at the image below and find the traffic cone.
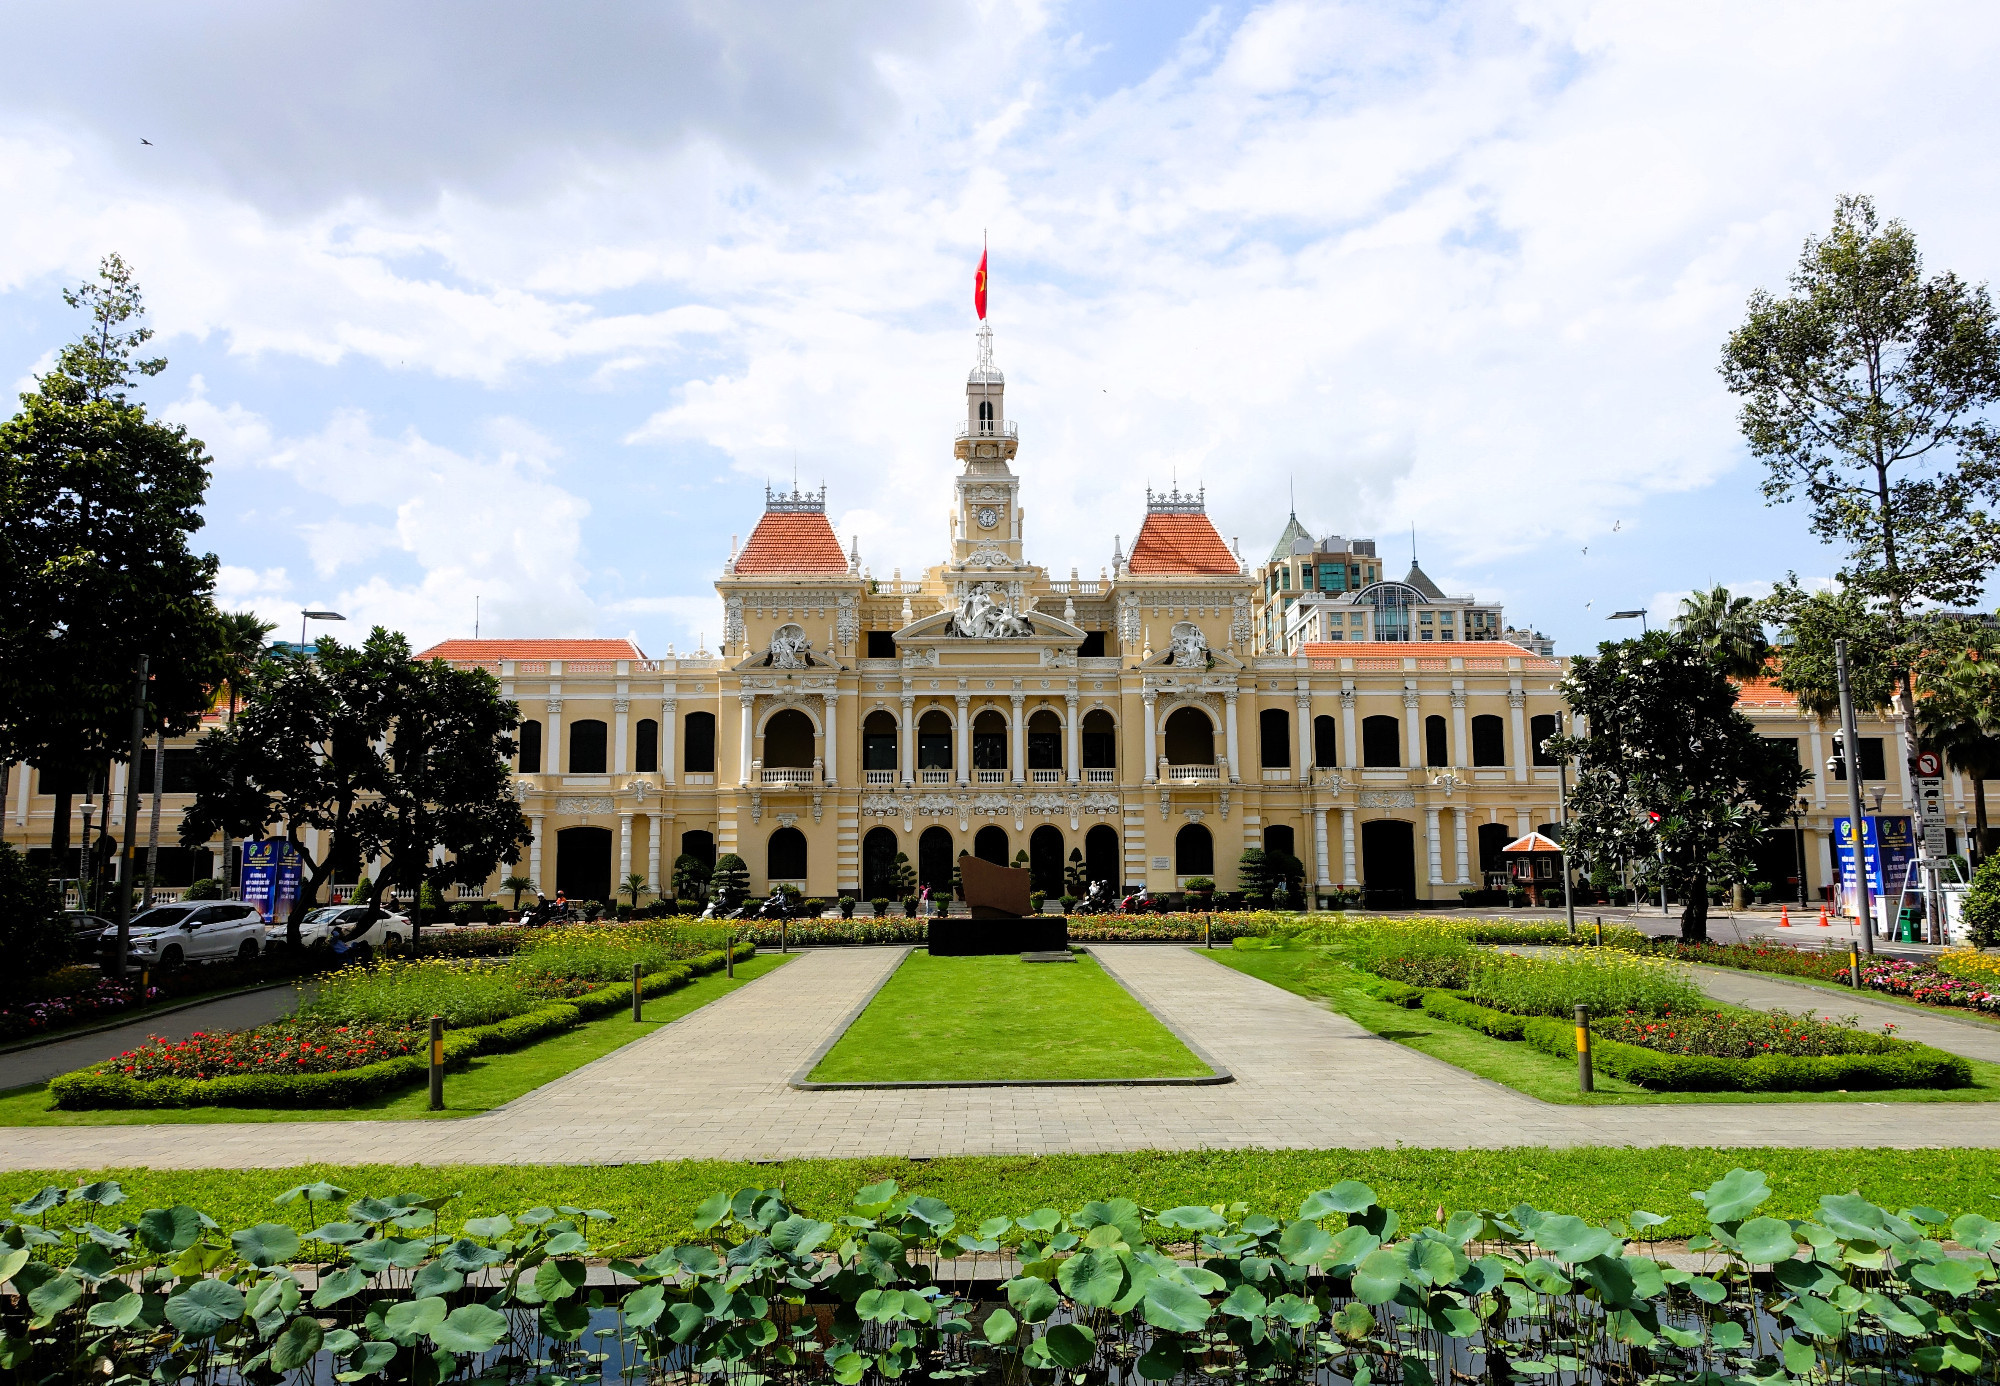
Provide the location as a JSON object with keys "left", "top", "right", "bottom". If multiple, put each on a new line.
{"left": 1778, "top": 906, "right": 1791, "bottom": 927}
{"left": 1818, "top": 907, "right": 1830, "bottom": 927}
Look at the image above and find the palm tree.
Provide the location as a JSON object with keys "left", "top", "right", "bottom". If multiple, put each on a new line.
{"left": 1674, "top": 585, "right": 1770, "bottom": 678}
{"left": 218, "top": 610, "right": 277, "bottom": 722}
{"left": 501, "top": 874, "right": 534, "bottom": 911}
{"left": 1916, "top": 643, "right": 2000, "bottom": 863}
{"left": 623, "top": 872, "right": 649, "bottom": 910}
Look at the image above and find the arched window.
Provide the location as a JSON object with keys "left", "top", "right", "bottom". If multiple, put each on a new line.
{"left": 1531, "top": 713, "right": 1560, "bottom": 767}
{"left": 978, "top": 399, "right": 994, "bottom": 425}
{"left": 1027, "top": 709, "right": 1062, "bottom": 769}
{"left": 972, "top": 709, "right": 1008, "bottom": 770}
{"left": 1313, "top": 714, "right": 1338, "bottom": 768}
{"left": 763, "top": 709, "right": 816, "bottom": 767}
{"left": 1478, "top": 822, "right": 1513, "bottom": 879}
{"left": 684, "top": 712, "right": 715, "bottom": 773}
{"left": 517, "top": 719, "right": 543, "bottom": 773}
{"left": 1425, "top": 715, "right": 1448, "bottom": 768}
{"left": 1081, "top": 710, "right": 1116, "bottom": 768}
{"left": 1030, "top": 825, "right": 1064, "bottom": 895}
{"left": 1265, "top": 824, "right": 1295, "bottom": 860}
{"left": 1259, "top": 707, "right": 1290, "bottom": 768}
{"left": 680, "top": 830, "right": 715, "bottom": 873}
{"left": 1362, "top": 715, "right": 1401, "bottom": 767}
{"left": 569, "top": 719, "right": 608, "bottom": 774}
{"left": 635, "top": 719, "right": 659, "bottom": 773}
{"left": 974, "top": 825, "right": 1009, "bottom": 864}
{"left": 1175, "top": 823, "right": 1214, "bottom": 875}
{"left": 863, "top": 710, "right": 898, "bottom": 774}
{"left": 862, "top": 827, "right": 901, "bottom": 899}
{"left": 916, "top": 710, "right": 953, "bottom": 771}
{"left": 1471, "top": 714, "right": 1506, "bottom": 767}
{"left": 918, "top": 827, "right": 955, "bottom": 893}
{"left": 767, "top": 827, "right": 807, "bottom": 881}
{"left": 1084, "top": 825, "right": 1119, "bottom": 884}
{"left": 1163, "top": 707, "right": 1214, "bottom": 765}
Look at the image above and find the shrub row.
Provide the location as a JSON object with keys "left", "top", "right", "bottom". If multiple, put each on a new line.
{"left": 1516, "top": 1013, "right": 1973, "bottom": 1092}
{"left": 1419, "top": 990, "right": 1528, "bottom": 1040}
{"left": 48, "top": 946, "right": 748, "bottom": 1110}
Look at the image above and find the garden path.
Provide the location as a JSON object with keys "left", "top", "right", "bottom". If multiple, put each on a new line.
{"left": 1689, "top": 967, "right": 2000, "bottom": 1064}
{"left": 0, "top": 985, "right": 299, "bottom": 1091}
{"left": 2, "top": 945, "right": 1996, "bottom": 1172}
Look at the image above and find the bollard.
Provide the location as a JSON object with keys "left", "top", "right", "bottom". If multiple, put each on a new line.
{"left": 139, "top": 967, "right": 150, "bottom": 998}
{"left": 1594, "top": 916, "right": 1602, "bottom": 948}
{"left": 781, "top": 919, "right": 788, "bottom": 954}
{"left": 1204, "top": 913, "right": 1212, "bottom": 949}
{"left": 726, "top": 934, "right": 734, "bottom": 978}
{"left": 1574, "top": 1005, "right": 1593, "bottom": 1093}
{"left": 1849, "top": 942, "right": 1862, "bottom": 991}
{"left": 428, "top": 1016, "right": 444, "bottom": 1111}
{"left": 632, "top": 961, "right": 642, "bottom": 1022}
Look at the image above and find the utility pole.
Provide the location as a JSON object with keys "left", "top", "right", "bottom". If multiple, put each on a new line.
{"left": 1554, "top": 710, "right": 1576, "bottom": 935}
{"left": 112, "top": 656, "right": 149, "bottom": 979}
{"left": 1835, "top": 639, "right": 1875, "bottom": 956}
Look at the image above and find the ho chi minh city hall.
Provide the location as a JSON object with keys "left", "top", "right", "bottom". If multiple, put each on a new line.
{"left": 415, "top": 320, "right": 1572, "bottom": 908}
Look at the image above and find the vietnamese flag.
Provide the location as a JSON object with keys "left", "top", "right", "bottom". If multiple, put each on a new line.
{"left": 974, "top": 245, "right": 988, "bottom": 320}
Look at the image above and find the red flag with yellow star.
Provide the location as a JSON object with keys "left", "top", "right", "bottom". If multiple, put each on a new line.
{"left": 974, "top": 245, "right": 987, "bottom": 320}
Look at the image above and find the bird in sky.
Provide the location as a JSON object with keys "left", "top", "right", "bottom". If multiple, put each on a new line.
{"left": 1581, "top": 546, "right": 1589, "bottom": 555}
{"left": 1612, "top": 520, "right": 1623, "bottom": 532}
{"left": 140, "top": 138, "right": 153, "bottom": 146}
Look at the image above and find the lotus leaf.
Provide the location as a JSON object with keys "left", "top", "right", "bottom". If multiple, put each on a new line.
{"left": 1695, "top": 1168, "right": 1770, "bottom": 1225}
{"left": 270, "top": 1315, "right": 324, "bottom": 1372}
{"left": 1910, "top": 1257, "right": 1983, "bottom": 1297}
{"left": 1299, "top": 1180, "right": 1377, "bottom": 1219}
{"left": 1278, "top": 1219, "right": 1332, "bottom": 1265}
{"left": 1732, "top": 1216, "right": 1798, "bottom": 1265}
{"left": 383, "top": 1295, "right": 449, "bottom": 1342}
{"left": 1158, "top": 1205, "right": 1227, "bottom": 1232}
{"left": 307, "top": 1221, "right": 366, "bottom": 1245}
{"left": 1532, "top": 1214, "right": 1617, "bottom": 1264}
{"left": 86, "top": 1291, "right": 142, "bottom": 1328}
{"left": 231, "top": 1222, "right": 300, "bottom": 1268}
{"left": 1058, "top": 1248, "right": 1127, "bottom": 1308}
{"left": 411, "top": 1261, "right": 464, "bottom": 1299}
{"left": 164, "top": 1278, "right": 244, "bottom": 1337}
{"left": 1352, "top": 1248, "right": 1408, "bottom": 1305}
{"left": 138, "top": 1205, "right": 203, "bottom": 1253}
{"left": 430, "top": 1302, "right": 511, "bottom": 1353}
{"left": 1043, "top": 1321, "right": 1095, "bottom": 1368}
{"left": 1136, "top": 1336, "right": 1183, "bottom": 1380}
{"left": 532, "top": 1258, "right": 586, "bottom": 1302}
{"left": 1141, "top": 1277, "right": 1212, "bottom": 1333}
{"left": 544, "top": 1230, "right": 588, "bottom": 1256}
{"left": 981, "top": 1306, "right": 1018, "bottom": 1344}
{"left": 11, "top": 1186, "right": 62, "bottom": 1216}
{"left": 312, "top": 1266, "right": 368, "bottom": 1308}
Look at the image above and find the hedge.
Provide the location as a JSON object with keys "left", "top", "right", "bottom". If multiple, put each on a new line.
{"left": 1420, "top": 989, "right": 1528, "bottom": 1040}
{"left": 48, "top": 946, "right": 748, "bottom": 1110}
{"left": 1518, "top": 1013, "right": 1973, "bottom": 1092}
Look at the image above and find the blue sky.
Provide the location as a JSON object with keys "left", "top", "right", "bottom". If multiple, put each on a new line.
{"left": 2, "top": 0, "right": 1994, "bottom": 656}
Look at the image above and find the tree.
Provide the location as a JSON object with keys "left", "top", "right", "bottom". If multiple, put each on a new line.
{"left": 623, "top": 872, "right": 648, "bottom": 909}
{"left": 708, "top": 854, "right": 750, "bottom": 909}
{"left": 1961, "top": 852, "right": 2000, "bottom": 947}
{"left": 1236, "top": 847, "right": 1271, "bottom": 902}
{"left": 0, "top": 842, "right": 68, "bottom": 995}
{"left": 1911, "top": 635, "right": 2000, "bottom": 862}
{"left": 1064, "top": 847, "right": 1088, "bottom": 897}
{"left": 1556, "top": 632, "right": 1810, "bottom": 941}
{"left": 181, "top": 628, "right": 530, "bottom": 948}
{"left": 1760, "top": 582, "right": 1904, "bottom": 718}
{"left": 889, "top": 851, "right": 916, "bottom": 901}
{"left": 1673, "top": 585, "right": 1769, "bottom": 678}
{"left": 501, "top": 874, "right": 535, "bottom": 911}
{"left": 218, "top": 611, "right": 277, "bottom": 723}
{"left": 1722, "top": 194, "right": 2000, "bottom": 742}
{"left": 671, "top": 854, "right": 709, "bottom": 903}
{"left": 0, "top": 255, "right": 230, "bottom": 900}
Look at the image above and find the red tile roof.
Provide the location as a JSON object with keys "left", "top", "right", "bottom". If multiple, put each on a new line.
{"left": 1298, "top": 641, "right": 1547, "bottom": 658}
{"left": 1128, "top": 512, "right": 1239, "bottom": 575}
{"left": 415, "top": 638, "right": 644, "bottom": 662}
{"left": 736, "top": 512, "right": 848, "bottom": 575}
{"left": 1502, "top": 831, "right": 1564, "bottom": 853}
{"left": 1731, "top": 674, "right": 1798, "bottom": 707}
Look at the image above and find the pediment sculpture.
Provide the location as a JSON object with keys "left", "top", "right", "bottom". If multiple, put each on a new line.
{"left": 947, "top": 585, "right": 1033, "bottom": 639}
{"left": 1169, "top": 620, "right": 1210, "bottom": 668}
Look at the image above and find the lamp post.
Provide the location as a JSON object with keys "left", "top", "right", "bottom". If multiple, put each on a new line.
{"left": 299, "top": 608, "right": 346, "bottom": 657}
{"left": 1791, "top": 798, "right": 1809, "bottom": 909}
{"left": 1608, "top": 609, "right": 1649, "bottom": 633}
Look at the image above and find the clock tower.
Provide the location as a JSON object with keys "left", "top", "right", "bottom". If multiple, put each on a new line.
{"left": 950, "top": 321, "right": 1025, "bottom": 574}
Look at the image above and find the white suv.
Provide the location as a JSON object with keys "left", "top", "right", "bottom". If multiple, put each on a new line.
{"left": 113, "top": 901, "right": 266, "bottom": 970}
{"left": 271, "top": 905, "right": 409, "bottom": 959}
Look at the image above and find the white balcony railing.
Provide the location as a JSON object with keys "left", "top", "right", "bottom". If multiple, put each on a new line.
{"left": 955, "top": 420, "right": 1018, "bottom": 440}
{"left": 1030, "top": 768, "right": 1064, "bottom": 783}
{"left": 919, "top": 768, "right": 953, "bottom": 785}
{"left": 865, "top": 769, "right": 897, "bottom": 785}
{"left": 1166, "top": 763, "right": 1221, "bottom": 782}
{"left": 759, "top": 766, "right": 818, "bottom": 786}
{"left": 976, "top": 769, "right": 1008, "bottom": 784}
{"left": 1084, "top": 768, "right": 1116, "bottom": 784}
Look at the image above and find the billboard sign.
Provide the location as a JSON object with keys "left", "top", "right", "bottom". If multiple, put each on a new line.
{"left": 1833, "top": 816, "right": 1915, "bottom": 918}
{"left": 240, "top": 838, "right": 302, "bottom": 922}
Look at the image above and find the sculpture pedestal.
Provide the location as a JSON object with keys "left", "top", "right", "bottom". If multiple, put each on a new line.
{"left": 927, "top": 916, "right": 1070, "bottom": 956}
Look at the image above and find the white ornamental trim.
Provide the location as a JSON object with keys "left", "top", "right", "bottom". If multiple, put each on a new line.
{"left": 556, "top": 796, "right": 615, "bottom": 814}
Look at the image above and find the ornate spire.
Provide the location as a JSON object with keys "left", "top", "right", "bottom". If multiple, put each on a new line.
{"left": 968, "top": 320, "right": 1002, "bottom": 384}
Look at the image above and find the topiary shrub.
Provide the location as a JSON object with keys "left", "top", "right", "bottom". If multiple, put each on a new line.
{"left": 709, "top": 854, "right": 750, "bottom": 909}
{"left": 182, "top": 878, "right": 225, "bottom": 901}
{"left": 1962, "top": 852, "right": 2000, "bottom": 947}
{"left": 1059, "top": 894, "right": 1077, "bottom": 914}
{"left": 1029, "top": 891, "right": 1045, "bottom": 913}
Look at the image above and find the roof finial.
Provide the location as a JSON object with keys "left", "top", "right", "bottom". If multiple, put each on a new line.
{"left": 1289, "top": 474, "right": 1296, "bottom": 519}
{"left": 1411, "top": 524, "right": 1418, "bottom": 566}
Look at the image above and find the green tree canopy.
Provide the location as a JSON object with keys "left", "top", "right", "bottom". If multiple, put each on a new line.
{"left": 1555, "top": 632, "right": 1810, "bottom": 941}
{"left": 1911, "top": 631, "right": 2000, "bottom": 861}
{"left": 1673, "top": 585, "right": 1770, "bottom": 678}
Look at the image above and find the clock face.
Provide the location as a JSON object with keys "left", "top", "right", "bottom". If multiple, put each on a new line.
{"left": 976, "top": 507, "right": 998, "bottom": 529}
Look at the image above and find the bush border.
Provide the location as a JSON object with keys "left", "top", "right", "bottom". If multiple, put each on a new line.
{"left": 47, "top": 946, "right": 749, "bottom": 1110}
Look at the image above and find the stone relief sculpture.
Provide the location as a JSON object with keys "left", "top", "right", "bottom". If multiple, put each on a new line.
{"left": 948, "top": 586, "right": 1033, "bottom": 638}
{"left": 1169, "top": 620, "right": 1209, "bottom": 668}
{"left": 768, "top": 624, "right": 811, "bottom": 668}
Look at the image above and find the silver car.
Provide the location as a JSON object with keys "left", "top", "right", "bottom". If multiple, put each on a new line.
{"left": 269, "top": 905, "right": 409, "bottom": 958}
{"left": 109, "top": 901, "right": 265, "bottom": 969}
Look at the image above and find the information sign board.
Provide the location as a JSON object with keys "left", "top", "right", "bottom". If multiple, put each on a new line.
{"left": 240, "top": 838, "right": 302, "bottom": 922}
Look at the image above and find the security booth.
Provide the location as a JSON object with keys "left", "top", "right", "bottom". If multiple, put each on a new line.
{"left": 1499, "top": 831, "right": 1565, "bottom": 905}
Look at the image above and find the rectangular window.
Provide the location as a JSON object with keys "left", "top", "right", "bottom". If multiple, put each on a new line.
{"left": 1420, "top": 630, "right": 1433, "bottom": 641}
{"left": 1419, "top": 611, "right": 1433, "bottom": 623}
{"left": 1280, "top": 569, "right": 1290, "bottom": 589}
{"left": 137, "top": 748, "right": 203, "bottom": 795}
{"left": 1326, "top": 631, "right": 1343, "bottom": 641}
{"left": 1319, "top": 563, "right": 1346, "bottom": 591}
{"left": 866, "top": 631, "right": 896, "bottom": 658}
{"left": 1832, "top": 737, "right": 1886, "bottom": 781}
{"left": 1302, "top": 566, "right": 1314, "bottom": 588}
{"left": 1078, "top": 631, "right": 1106, "bottom": 658}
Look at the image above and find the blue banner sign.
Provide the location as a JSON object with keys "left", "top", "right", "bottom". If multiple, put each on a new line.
{"left": 240, "top": 838, "right": 302, "bottom": 921}
{"left": 1833, "top": 816, "right": 1914, "bottom": 919}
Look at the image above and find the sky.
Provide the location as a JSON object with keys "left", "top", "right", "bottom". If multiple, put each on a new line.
{"left": 3, "top": 0, "right": 1996, "bottom": 658}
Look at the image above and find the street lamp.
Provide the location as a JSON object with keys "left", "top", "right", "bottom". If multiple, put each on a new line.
{"left": 1791, "top": 797, "right": 1809, "bottom": 908}
{"left": 1607, "top": 609, "right": 1649, "bottom": 632}
{"left": 299, "top": 609, "right": 346, "bottom": 656}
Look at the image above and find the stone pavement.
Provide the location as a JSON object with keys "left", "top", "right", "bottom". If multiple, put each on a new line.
{"left": 0, "top": 985, "right": 301, "bottom": 1090}
{"left": 3, "top": 946, "right": 1996, "bottom": 1172}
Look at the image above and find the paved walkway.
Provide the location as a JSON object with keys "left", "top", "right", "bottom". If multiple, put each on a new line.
{"left": 0, "top": 986, "right": 301, "bottom": 1090}
{"left": 3, "top": 946, "right": 1996, "bottom": 1171}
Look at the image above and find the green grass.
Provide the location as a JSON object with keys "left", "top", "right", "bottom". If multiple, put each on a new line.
{"left": 5, "top": 1147, "right": 1991, "bottom": 1247}
{"left": 807, "top": 950, "right": 1212, "bottom": 1083}
{"left": 0, "top": 954, "right": 794, "bottom": 1126}
{"left": 1198, "top": 948, "right": 2000, "bottom": 1106}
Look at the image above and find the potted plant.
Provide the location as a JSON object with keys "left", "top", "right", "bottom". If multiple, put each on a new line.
{"left": 1508, "top": 888, "right": 1528, "bottom": 909}
{"left": 838, "top": 895, "right": 857, "bottom": 919}
{"left": 1750, "top": 880, "right": 1773, "bottom": 906}
{"left": 1182, "top": 875, "right": 1215, "bottom": 907}
{"left": 1029, "top": 890, "right": 1046, "bottom": 913}
{"left": 903, "top": 896, "right": 919, "bottom": 918}
{"left": 932, "top": 896, "right": 949, "bottom": 918}
{"left": 870, "top": 896, "right": 889, "bottom": 918}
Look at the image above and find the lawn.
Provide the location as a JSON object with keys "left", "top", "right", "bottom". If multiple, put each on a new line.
{"left": 806, "top": 949, "right": 1213, "bottom": 1083}
{"left": 1199, "top": 947, "right": 2000, "bottom": 1105}
{"left": 0, "top": 953, "right": 794, "bottom": 1126}
{"left": 5, "top": 1147, "right": 1991, "bottom": 1246}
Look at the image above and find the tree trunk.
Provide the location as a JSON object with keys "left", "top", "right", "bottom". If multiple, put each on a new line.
{"left": 1680, "top": 878, "right": 1710, "bottom": 943}
{"left": 1977, "top": 776, "right": 1990, "bottom": 865}
{"left": 0, "top": 763, "right": 8, "bottom": 845}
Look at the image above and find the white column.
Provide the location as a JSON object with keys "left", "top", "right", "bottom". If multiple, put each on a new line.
{"left": 822, "top": 691, "right": 839, "bottom": 785}
{"left": 954, "top": 694, "right": 970, "bottom": 785}
{"left": 1224, "top": 692, "right": 1241, "bottom": 783}
{"left": 1516, "top": 808, "right": 1532, "bottom": 838}
{"left": 1509, "top": 688, "right": 1528, "bottom": 783}
{"left": 529, "top": 814, "right": 545, "bottom": 891}
{"left": 1295, "top": 690, "right": 1312, "bottom": 778}
{"left": 1453, "top": 809, "right": 1471, "bottom": 884}
{"left": 110, "top": 762, "right": 127, "bottom": 825}
{"left": 1142, "top": 691, "right": 1158, "bottom": 782}
{"left": 1451, "top": 690, "right": 1468, "bottom": 769}
{"left": 900, "top": 695, "right": 916, "bottom": 784}
{"left": 647, "top": 814, "right": 662, "bottom": 893}
{"left": 1404, "top": 688, "right": 1421, "bottom": 770}
{"left": 1010, "top": 693, "right": 1026, "bottom": 783}
{"left": 14, "top": 761, "right": 28, "bottom": 826}
{"left": 1809, "top": 724, "right": 1826, "bottom": 808}
{"left": 546, "top": 695, "right": 564, "bottom": 775}
{"left": 661, "top": 699, "right": 677, "bottom": 784}
{"left": 1314, "top": 808, "right": 1332, "bottom": 886}
{"left": 1340, "top": 806, "right": 1358, "bottom": 886}
{"left": 1065, "top": 694, "right": 1081, "bottom": 783}
{"left": 1341, "top": 688, "right": 1358, "bottom": 769}
{"left": 738, "top": 695, "right": 755, "bottom": 785}
{"left": 618, "top": 812, "right": 633, "bottom": 889}
{"left": 1425, "top": 807, "right": 1443, "bottom": 885}
{"left": 613, "top": 699, "right": 630, "bottom": 774}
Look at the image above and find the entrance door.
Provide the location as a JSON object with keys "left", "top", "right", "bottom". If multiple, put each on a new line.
{"left": 556, "top": 826, "right": 613, "bottom": 904}
{"left": 1360, "top": 819, "right": 1415, "bottom": 907}
{"left": 1085, "top": 825, "right": 1119, "bottom": 884}
{"left": 862, "top": 828, "right": 900, "bottom": 900}
{"left": 918, "top": 827, "right": 956, "bottom": 896}
{"left": 1029, "top": 826, "right": 1065, "bottom": 897}
{"left": 974, "top": 825, "right": 1009, "bottom": 865}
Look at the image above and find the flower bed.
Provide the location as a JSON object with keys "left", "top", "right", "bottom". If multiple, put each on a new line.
{"left": 729, "top": 912, "right": 1284, "bottom": 948}
{"left": 1861, "top": 957, "right": 2000, "bottom": 1015}
{"left": 1647, "top": 938, "right": 1856, "bottom": 983}
{"left": 0, "top": 975, "right": 166, "bottom": 1043}
{"left": 107, "top": 1023, "right": 426, "bottom": 1081}
{"left": 1593, "top": 1007, "right": 1900, "bottom": 1058}
{"left": 1464, "top": 949, "right": 1706, "bottom": 1017}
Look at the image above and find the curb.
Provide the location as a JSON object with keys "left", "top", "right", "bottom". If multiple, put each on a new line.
{"left": 789, "top": 946, "right": 1234, "bottom": 1089}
